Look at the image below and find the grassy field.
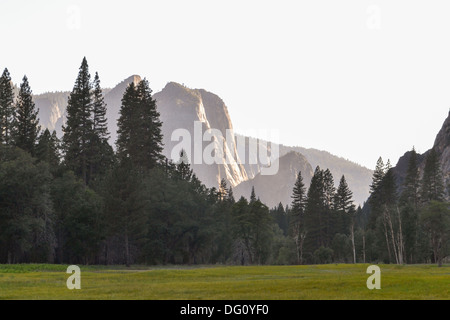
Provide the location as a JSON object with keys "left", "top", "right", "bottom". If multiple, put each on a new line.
{"left": 0, "top": 263, "right": 448, "bottom": 300}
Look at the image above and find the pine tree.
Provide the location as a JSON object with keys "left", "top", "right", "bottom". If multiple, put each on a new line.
{"left": 88, "top": 72, "right": 113, "bottom": 184}
{"left": 290, "top": 171, "right": 307, "bottom": 264}
{"left": 381, "top": 160, "right": 397, "bottom": 206}
{"left": 399, "top": 147, "right": 420, "bottom": 263}
{"left": 322, "top": 168, "right": 336, "bottom": 246}
{"left": 232, "top": 196, "right": 252, "bottom": 264}
{"left": 62, "top": 57, "right": 93, "bottom": 184}
{"left": 370, "top": 157, "right": 385, "bottom": 197}
{"left": 323, "top": 169, "right": 335, "bottom": 209}
{"left": 304, "top": 166, "right": 326, "bottom": 256}
{"left": 291, "top": 171, "right": 307, "bottom": 215}
{"left": 113, "top": 78, "right": 165, "bottom": 265}
{"left": 248, "top": 198, "right": 273, "bottom": 264}
{"left": 0, "top": 68, "right": 15, "bottom": 144}
{"left": 227, "top": 186, "right": 235, "bottom": 203}
{"left": 135, "top": 78, "right": 163, "bottom": 169}
{"left": 116, "top": 82, "right": 138, "bottom": 165}
{"left": 218, "top": 178, "right": 228, "bottom": 201}
{"left": 36, "top": 129, "right": 60, "bottom": 169}
{"left": 368, "top": 156, "right": 386, "bottom": 227}
{"left": 335, "top": 175, "right": 354, "bottom": 214}
{"left": 335, "top": 175, "right": 354, "bottom": 232}
{"left": 116, "top": 79, "right": 164, "bottom": 170}
{"left": 421, "top": 148, "right": 444, "bottom": 203}
{"left": 92, "top": 72, "right": 109, "bottom": 142}
{"left": 335, "top": 175, "right": 356, "bottom": 262}
{"left": 273, "top": 202, "right": 288, "bottom": 235}
{"left": 355, "top": 205, "right": 366, "bottom": 263}
{"left": 211, "top": 178, "right": 234, "bottom": 263}
{"left": 176, "top": 149, "right": 193, "bottom": 181}
{"left": 400, "top": 148, "right": 420, "bottom": 209}
{"left": 379, "top": 161, "right": 405, "bottom": 264}
{"left": 13, "top": 75, "right": 40, "bottom": 154}
{"left": 250, "top": 186, "right": 256, "bottom": 203}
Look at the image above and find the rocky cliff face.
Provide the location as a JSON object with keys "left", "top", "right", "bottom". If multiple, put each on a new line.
{"left": 433, "top": 110, "right": 450, "bottom": 197}
{"left": 34, "top": 92, "right": 69, "bottom": 137}
{"left": 154, "top": 82, "right": 248, "bottom": 188}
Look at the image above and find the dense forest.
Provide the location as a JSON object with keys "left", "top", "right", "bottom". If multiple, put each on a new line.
{"left": 0, "top": 58, "right": 448, "bottom": 266}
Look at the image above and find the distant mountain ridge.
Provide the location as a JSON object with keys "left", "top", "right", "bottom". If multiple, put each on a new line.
{"left": 32, "top": 75, "right": 374, "bottom": 206}
{"left": 234, "top": 151, "right": 314, "bottom": 208}
{"left": 236, "top": 134, "right": 373, "bottom": 207}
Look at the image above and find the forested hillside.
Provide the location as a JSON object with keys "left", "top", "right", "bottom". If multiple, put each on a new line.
{"left": 0, "top": 60, "right": 448, "bottom": 266}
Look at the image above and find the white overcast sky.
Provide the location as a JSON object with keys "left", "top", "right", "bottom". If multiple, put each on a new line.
{"left": 1, "top": 0, "right": 449, "bottom": 169}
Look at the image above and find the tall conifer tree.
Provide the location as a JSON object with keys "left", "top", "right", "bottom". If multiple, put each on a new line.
{"left": 62, "top": 57, "right": 93, "bottom": 184}
{"left": 368, "top": 157, "right": 385, "bottom": 227}
{"left": 250, "top": 186, "right": 256, "bottom": 203}
{"left": 0, "top": 68, "right": 15, "bottom": 144}
{"left": 89, "top": 72, "right": 113, "bottom": 183}
{"left": 14, "top": 75, "right": 40, "bottom": 154}
{"left": 322, "top": 168, "right": 336, "bottom": 246}
{"left": 291, "top": 171, "right": 307, "bottom": 215}
{"left": 36, "top": 129, "right": 60, "bottom": 168}
{"left": 116, "top": 82, "right": 138, "bottom": 165}
{"left": 290, "top": 171, "right": 307, "bottom": 264}
{"left": 135, "top": 78, "right": 163, "bottom": 169}
{"left": 305, "top": 166, "right": 326, "bottom": 253}
{"left": 335, "top": 175, "right": 356, "bottom": 262}
{"left": 400, "top": 148, "right": 420, "bottom": 209}
{"left": 92, "top": 72, "right": 109, "bottom": 142}
{"left": 116, "top": 78, "right": 163, "bottom": 170}
{"left": 399, "top": 148, "right": 421, "bottom": 263}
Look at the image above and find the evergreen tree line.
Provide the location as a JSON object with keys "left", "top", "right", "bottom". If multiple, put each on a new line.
{"left": 0, "top": 59, "right": 448, "bottom": 265}
{"left": 273, "top": 151, "right": 449, "bottom": 266}
{"left": 364, "top": 152, "right": 449, "bottom": 266}
{"left": 0, "top": 59, "right": 277, "bottom": 265}
{"left": 275, "top": 168, "right": 363, "bottom": 265}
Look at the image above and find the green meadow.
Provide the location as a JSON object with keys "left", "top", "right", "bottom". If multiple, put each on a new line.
{"left": 0, "top": 264, "right": 448, "bottom": 300}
